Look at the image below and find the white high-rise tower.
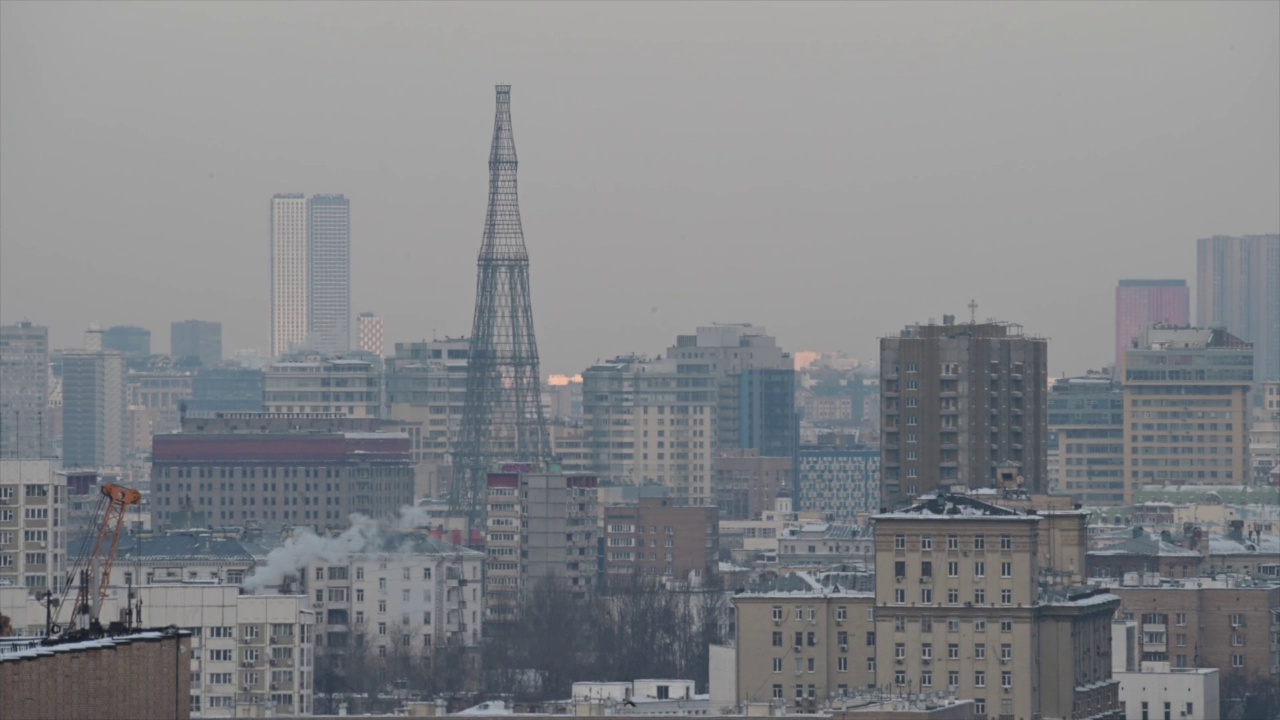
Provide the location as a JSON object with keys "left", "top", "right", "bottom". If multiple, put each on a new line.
{"left": 271, "top": 194, "right": 309, "bottom": 357}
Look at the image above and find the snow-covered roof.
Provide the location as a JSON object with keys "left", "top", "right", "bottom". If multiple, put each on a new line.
{"left": 875, "top": 493, "right": 1035, "bottom": 521}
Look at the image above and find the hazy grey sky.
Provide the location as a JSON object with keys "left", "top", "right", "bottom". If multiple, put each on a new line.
{"left": 2, "top": 2, "right": 1277, "bottom": 375}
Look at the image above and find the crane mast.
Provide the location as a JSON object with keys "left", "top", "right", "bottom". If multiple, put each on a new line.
{"left": 70, "top": 482, "right": 142, "bottom": 632}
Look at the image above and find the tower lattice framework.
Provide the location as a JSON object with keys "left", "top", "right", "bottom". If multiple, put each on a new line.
{"left": 452, "top": 85, "right": 551, "bottom": 521}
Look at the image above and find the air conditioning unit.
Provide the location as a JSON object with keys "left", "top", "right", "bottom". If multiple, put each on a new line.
{"left": 270, "top": 683, "right": 280, "bottom": 691}
{"left": 896, "top": 577, "right": 903, "bottom": 583}
{"left": 836, "top": 619, "right": 845, "bottom": 626}
{"left": 241, "top": 661, "right": 253, "bottom": 668}
{"left": 794, "top": 645, "right": 804, "bottom": 652}
{"left": 1003, "top": 687, "right": 1011, "bottom": 694}
{"left": 1000, "top": 659, "right": 1009, "bottom": 665}
{"left": 269, "top": 659, "right": 278, "bottom": 667}
{"left": 773, "top": 619, "right": 782, "bottom": 626}
{"left": 895, "top": 659, "right": 904, "bottom": 665}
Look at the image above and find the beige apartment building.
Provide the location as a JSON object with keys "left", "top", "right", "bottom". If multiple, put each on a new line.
{"left": 1122, "top": 326, "right": 1253, "bottom": 504}
{"left": 302, "top": 535, "right": 485, "bottom": 670}
{"left": 21, "top": 584, "right": 322, "bottom": 718}
{"left": 0, "top": 459, "right": 66, "bottom": 593}
{"left": 583, "top": 355, "right": 716, "bottom": 504}
{"left": 872, "top": 493, "right": 1120, "bottom": 720}
{"left": 733, "top": 575, "right": 876, "bottom": 709}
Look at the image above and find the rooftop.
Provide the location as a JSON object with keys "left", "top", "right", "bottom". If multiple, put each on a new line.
{"left": 875, "top": 493, "right": 1034, "bottom": 521}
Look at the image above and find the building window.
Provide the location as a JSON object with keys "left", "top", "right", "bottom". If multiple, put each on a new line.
{"left": 921, "top": 671, "right": 932, "bottom": 687}
{"left": 921, "top": 535, "right": 932, "bottom": 551}
{"left": 948, "top": 670, "right": 959, "bottom": 688}
{"left": 895, "top": 589, "right": 905, "bottom": 604}
{"left": 1231, "top": 654, "right": 1244, "bottom": 668}
{"left": 975, "top": 643, "right": 985, "bottom": 659}
{"left": 948, "top": 643, "right": 959, "bottom": 660}
{"left": 947, "top": 561, "right": 959, "bottom": 577}
{"left": 974, "top": 671, "right": 986, "bottom": 688}
{"left": 894, "top": 534, "right": 906, "bottom": 550}
{"left": 947, "top": 535, "right": 958, "bottom": 550}
{"left": 772, "top": 632, "right": 783, "bottom": 647}
{"left": 973, "top": 535, "right": 985, "bottom": 551}
{"left": 1000, "top": 618, "right": 1013, "bottom": 633}
{"left": 837, "top": 657, "right": 847, "bottom": 672}
{"left": 772, "top": 685, "right": 782, "bottom": 699}
{"left": 947, "top": 588, "right": 959, "bottom": 604}
{"left": 1000, "top": 534, "right": 1012, "bottom": 551}
{"left": 895, "top": 643, "right": 906, "bottom": 659}
{"left": 1000, "top": 589, "right": 1012, "bottom": 605}
{"left": 895, "top": 616, "right": 906, "bottom": 631}
{"left": 894, "top": 672, "right": 906, "bottom": 686}
{"left": 974, "top": 561, "right": 985, "bottom": 578}
{"left": 773, "top": 606, "right": 783, "bottom": 621}
{"left": 1000, "top": 562, "right": 1012, "bottom": 578}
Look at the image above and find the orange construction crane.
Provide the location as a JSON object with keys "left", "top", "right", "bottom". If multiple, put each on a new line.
{"left": 69, "top": 483, "right": 142, "bottom": 632}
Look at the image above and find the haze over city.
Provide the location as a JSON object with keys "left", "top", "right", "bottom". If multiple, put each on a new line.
{"left": 2, "top": 1, "right": 1277, "bottom": 375}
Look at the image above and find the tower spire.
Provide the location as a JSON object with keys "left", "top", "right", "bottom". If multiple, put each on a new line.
{"left": 453, "top": 85, "right": 551, "bottom": 522}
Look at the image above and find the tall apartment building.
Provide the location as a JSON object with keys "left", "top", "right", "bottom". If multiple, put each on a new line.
{"left": 307, "top": 194, "right": 351, "bottom": 356}
{"left": 665, "top": 324, "right": 796, "bottom": 459}
{"left": 602, "top": 496, "right": 718, "bottom": 588}
{"left": 263, "top": 358, "right": 379, "bottom": 418}
{"left": 484, "top": 471, "right": 598, "bottom": 622}
{"left": 1197, "top": 234, "right": 1280, "bottom": 402}
{"left": 0, "top": 460, "right": 67, "bottom": 593}
{"left": 0, "top": 321, "right": 49, "bottom": 458}
{"left": 1122, "top": 326, "right": 1253, "bottom": 503}
{"left": 1115, "top": 280, "right": 1190, "bottom": 371}
{"left": 150, "top": 428, "right": 414, "bottom": 531}
{"left": 1098, "top": 576, "right": 1279, "bottom": 707}
{"left": 732, "top": 574, "right": 876, "bottom": 708}
{"left": 1049, "top": 372, "right": 1125, "bottom": 506}
{"left": 302, "top": 535, "right": 484, "bottom": 663}
{"left": 712, "top": 450, "right": 793, "bottom": 521}
{"left": 872, "top": 493, "right": 1119, "bottom": 720}
{"left": 271, "top": 194, "right": 310, "bottom": 357}
{"left": 171, "top": 320, "right": 223, "bottom": 366}
{"left": 797, "top": 446, "right": 880, "bottom": 523}
{"left": 879, "top": 318, "right": 1049, "bottom": 509}
{"left": 61, "top": 350, "right": 127, "bottom": 469}
{"left": 385, "top": 339, "right": 470, "bottom": 464}
{"left": 582, "top": 355, "right": 716, "bottom": 504}
{"left": 103, "top": 324, "right": 152, "bottom": 359}
{"left": 548, "top": 422, "right": 592, "bottom": 475}
{"left": 355, "top": 313, "right": 384, "bottom": 357}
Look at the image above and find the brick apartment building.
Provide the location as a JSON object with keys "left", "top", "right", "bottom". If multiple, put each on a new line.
{"left": 0, "top": 629, "right": 193, "bottom": 720}
{"left": 1099, "top": 577, "right": 1279, "bottom": 699}
{"left": 603, "top": 496, "right": 719, "bottom": 588}
{"left": 713, "top": 449, "right": 793, "bottom": 521}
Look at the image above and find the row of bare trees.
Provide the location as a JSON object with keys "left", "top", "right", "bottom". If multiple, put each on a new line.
{"left": 483, "top": 575, "right": 728, "bottom": 702}
{"left": 313, "top": 575, "right": 728, "bottom": 709}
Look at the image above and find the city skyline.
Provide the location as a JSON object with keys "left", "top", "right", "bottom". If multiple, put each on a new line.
{"left": 2, "top": 3, "right": 1276, "bottom": 377}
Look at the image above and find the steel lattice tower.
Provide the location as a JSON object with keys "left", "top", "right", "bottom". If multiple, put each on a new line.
{"left": 452, "top": 85, "right": 550, "bottom": 521}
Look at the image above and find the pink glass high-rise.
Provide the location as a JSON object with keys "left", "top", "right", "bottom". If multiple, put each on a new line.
{"left": 1115, "top": 279, "right": 1190, "bottom": 369}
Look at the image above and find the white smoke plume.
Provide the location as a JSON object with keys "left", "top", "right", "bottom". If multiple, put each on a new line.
{"left": 244, "top": 505, "right": 443, "bottom": 593}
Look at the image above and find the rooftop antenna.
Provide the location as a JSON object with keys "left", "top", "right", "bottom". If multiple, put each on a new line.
{"left": 968, "top": 299, "right": 978, "bottom": 325}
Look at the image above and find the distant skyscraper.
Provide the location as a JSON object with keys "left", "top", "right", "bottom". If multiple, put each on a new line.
{"left": 1197, "top": 234, "right": 1280, "bottom": 401}
{"left": 307, "top": 194, "right": 351, "bottom": 355}
{"left": 103, "top": 325, "right": 151, "bottom": 359}
{"left": 0, "top": 321, "right": 50, "bottom": 458}
{"left": 1114, "top": 279, "right": 1189, "bottom": 370}
{"left": 270, "top": 194, "right": 351, "bottom": 357}
{"left": 879, "top": 316, "right": 1048, "bottom": 509}
{"left": 61, "top": 350, "right": 127, "bottom": 469}
{"left": 271, "top": 194, "right": 309, "bottom": 357}
{"left": 356, "top": 312, "right": 384, "bottom": 357}
{"left": 170, "top": 319, "right": 222, "bottom": 366}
